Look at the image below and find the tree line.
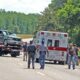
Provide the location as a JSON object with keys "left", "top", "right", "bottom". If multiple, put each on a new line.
{"left": 0, "top": 9, "right": 40, "bottom": 34}
{"left": 38, "top": 0, "right": 80, "bottom": 46}
{"left": 0, "top": 0, "right": 80, "bottom": 46}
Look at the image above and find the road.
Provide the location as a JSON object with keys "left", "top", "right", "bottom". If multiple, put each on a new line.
{"left": 0, "top": 53, "right": 80, "bottom": 80}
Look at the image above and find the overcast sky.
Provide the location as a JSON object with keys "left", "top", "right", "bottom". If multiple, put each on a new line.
{"left": 0, "top": 0, "right": 51, "bottom": 14}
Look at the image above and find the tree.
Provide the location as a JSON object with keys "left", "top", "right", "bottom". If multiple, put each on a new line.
{"left": 0, "top": 10, "right": 40, "bottom": 34}
{"left": 38, "top": 0, "right": 80, "bottom": 45}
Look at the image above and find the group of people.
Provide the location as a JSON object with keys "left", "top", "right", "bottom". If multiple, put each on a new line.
{"left": 67, "top": 43, "right": 80, "bottom": 70}
{"left": 22, "top": 40, "right": 80, "bottom": 70}
{"left": 22, "top": 40, "right": 48, "bottom": 69}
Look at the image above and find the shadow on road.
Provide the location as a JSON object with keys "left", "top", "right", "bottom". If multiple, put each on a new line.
{"left": 0, "top": 55, "right": 21, "bottom": 58}
{"left": 45, "top": 61, "right": 66, "bottom": 65}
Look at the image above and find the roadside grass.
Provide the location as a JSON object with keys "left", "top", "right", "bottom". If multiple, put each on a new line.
{"left": 17, "top": 34, "right": 33, "bottom": 39}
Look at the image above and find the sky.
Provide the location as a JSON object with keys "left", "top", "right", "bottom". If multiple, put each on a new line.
{"left": 0, "top": 0, "right": 51, "bottom": 14}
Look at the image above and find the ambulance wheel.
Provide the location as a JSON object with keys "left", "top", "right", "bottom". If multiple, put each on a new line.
{"left": 0, "top": 49, "right": 2, "bottom": 56}
{"left": 11, "top": 54, "right": 17, "bottom": 57}
{"left": 0, "top": 53, "right": 2, "bottom": 56}
{"left": 36, "top": 58, "right": 39, "bottom": 63}
{"left": 59, "top": 61, "right": 65, "bottom": 65}
{"left": 54, "top": 61, "right": 57, "bottom": 64}
{"left": 62, "top": 61, "right": 66, "bottom": 65}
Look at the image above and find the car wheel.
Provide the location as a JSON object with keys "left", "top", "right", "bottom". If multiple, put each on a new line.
{"left": 11, "top": 54, "right": 16, "bottom": 57}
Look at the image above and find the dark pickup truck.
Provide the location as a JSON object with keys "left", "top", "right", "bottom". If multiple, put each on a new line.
{"left": 0, "top": 30, "right": 22, "bottom": 57}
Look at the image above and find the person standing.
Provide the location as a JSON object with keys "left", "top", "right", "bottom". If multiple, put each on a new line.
{"left": 68, "top": 43, "right": 76, "bottom": 70}
{"left": 73, "top": 44, "right": 78, "bottom": 65}
{"left": 78, "top": 47, "right": 80, "bottom": 65}
{"left": 23, "top": 42, "right": 28, "bottom": 61}
{"left": 27, "top": 41, "right": 36, "bottom": 69}
{"left": 38, "top": 41, "right": 48, "bottom": 69}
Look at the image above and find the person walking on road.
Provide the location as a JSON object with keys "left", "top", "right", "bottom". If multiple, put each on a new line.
{"left": 23, "top": 42, "right": 28, "bottom": 61}
{"left": 38, "top": 41, "right": 48, "bottom": 69}
{"left": 27, "top": 41, "right": 36, "bottom": 69}
{"left": 68, "top": 43, "right": 76, "bottom": 70}
{"left": 73, "top": 44, "right": 78, "bottom": 65}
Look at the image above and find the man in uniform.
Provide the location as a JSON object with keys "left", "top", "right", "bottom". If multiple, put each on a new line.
{"left": 38, "top": 41, "right": 48, "bottom": 69}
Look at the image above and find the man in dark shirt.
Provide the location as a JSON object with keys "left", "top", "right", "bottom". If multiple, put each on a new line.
{"left": 27, "top": 41, "right": 36, "bottom": 69}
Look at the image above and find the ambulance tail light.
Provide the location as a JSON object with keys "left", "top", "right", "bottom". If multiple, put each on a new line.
{"left": 41, "top": 32, "right": 44, "bottom": 35}
{"left": 64, "top": 34, "right": 67, "bottom": 37}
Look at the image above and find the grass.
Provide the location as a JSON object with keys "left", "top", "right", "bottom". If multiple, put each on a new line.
{"left": 17, "top": 34, "right": 33, "bottom": 39}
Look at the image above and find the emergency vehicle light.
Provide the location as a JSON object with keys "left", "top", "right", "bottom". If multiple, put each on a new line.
{"left": 64, "top": 34, "right": 67, "bottom": 37}
{"left": 41, "top": 32, "right": 44, "bottom": 35}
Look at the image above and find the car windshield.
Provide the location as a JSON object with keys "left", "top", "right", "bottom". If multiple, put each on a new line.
{"left": 10, "top": 34, "right": 17, "bottom": 37}
{"left": 3, "top": 31, "right": 9, "bottom": 35}
{"left": 8, "top": 32, "right": 17, "bottom": 37}
{"left": 13, "top": 38, "right": 21, "bottom": 41}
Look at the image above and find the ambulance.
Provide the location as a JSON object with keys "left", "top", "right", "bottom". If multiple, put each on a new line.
{"left": 33, "top": 31, "right": 68, "bottom": 64}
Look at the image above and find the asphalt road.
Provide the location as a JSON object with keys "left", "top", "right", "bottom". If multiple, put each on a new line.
{"left": 0, "top": 53, "right": 80, "bottom": 80}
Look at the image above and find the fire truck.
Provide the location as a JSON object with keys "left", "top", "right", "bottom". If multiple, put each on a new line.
{"left": 33, "top": 31, "right": 68, "bottom": 64}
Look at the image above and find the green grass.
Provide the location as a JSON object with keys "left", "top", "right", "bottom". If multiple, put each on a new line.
{"left": 17, "top": 34, "right": 33, "bottom": 39}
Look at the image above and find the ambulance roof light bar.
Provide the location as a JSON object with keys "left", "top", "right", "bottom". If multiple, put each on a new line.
{"left": 41, "top": 32, "right": 44, "bottom": 35}
{"left": 64, "top": 34, "right": 67, "bottom": 37}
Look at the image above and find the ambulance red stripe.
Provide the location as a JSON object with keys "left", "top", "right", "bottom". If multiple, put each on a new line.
{"left": 36, "top": 45, "right": 67, "bottom": 51}
{"left": 48, "top": 47, "right": 67, "bottom": 51}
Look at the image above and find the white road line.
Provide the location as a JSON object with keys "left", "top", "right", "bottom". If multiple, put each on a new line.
{"left": 37, "top": 71, "right": 45, "bottom": 76}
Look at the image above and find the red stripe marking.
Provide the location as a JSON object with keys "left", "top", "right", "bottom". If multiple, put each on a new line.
{"left": 41, "top": 32, "right": 44, "bottom": 35}
{"left": 36, "top": 45, "right": 67, "bottom": 51}
{"left": 48, "top": 47, "right": 67, "bottom": 51}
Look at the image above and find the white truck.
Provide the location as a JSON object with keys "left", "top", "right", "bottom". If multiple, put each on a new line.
{"left": 33, "top": 31, "right": 68, "bottom": 64}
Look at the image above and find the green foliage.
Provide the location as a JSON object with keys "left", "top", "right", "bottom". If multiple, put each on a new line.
{"left": 38, "top": 0, "right": 67, "bottom": 31}
{"left": 0, "top": 10, "right": 40, "bottom": 34}
{"left": 38, "top": 0, "right": 80, "bottom": 46}
{"left": 56, "top": 0, "right": 80, "bottom": 44}
{"left": 0, "top": 0, "right": 80, "bottom": 46}
{"left": 75, "top": 31, "right": 80, "bottom": 46}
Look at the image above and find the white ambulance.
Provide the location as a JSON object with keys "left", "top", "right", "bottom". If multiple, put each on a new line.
{"left": 33, "top": 31, "right": 68, "bottom": 64}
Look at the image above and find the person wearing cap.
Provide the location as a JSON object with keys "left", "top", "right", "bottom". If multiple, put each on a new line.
{"left": 38, "top": 41, "right": 48, "bottom": 69}
{"left": 27, "top": 41, "right": 36, "bottom": 69}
